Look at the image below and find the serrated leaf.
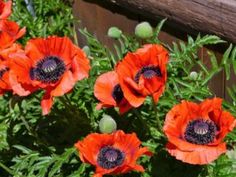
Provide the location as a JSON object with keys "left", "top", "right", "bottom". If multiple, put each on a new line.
{"left": 154, "top": 18, "right": 167, "bottom": 38}
{"left": 231, "top": 47, "right": 236, "bottom": 74}
{"left": 187, "top": 35, "right": 194, "bottom": 45}
{"left": 202, "top": 68, "right": 222, "bottom": 86}
{"left": 221, "top": 44, "right": 233, "bottom": 66}
{"left": 68, "top": 163, "right": 88, "bottom": 177}
{"left": 13, "top": 145, "right": 33, "bottom": 154}
{"left": 224, "top": 63, "right": 231, "bottom": 80}
{"left": 198, "top": 35, "right": 225, "bottom": 46}
{"left": 0, "top": 122, "right": 8, "bottom": 150}
{"left": 197, "top": 60, "right": 209, "bottom": 74}
{"left": 179, "top": 41, "right": 186, "bottom": 52}
{"left": 227, "top": 87, "right": 236, "bottom": 101}
{"left": 208, "top": 51, "right": 218, "bottom": 69}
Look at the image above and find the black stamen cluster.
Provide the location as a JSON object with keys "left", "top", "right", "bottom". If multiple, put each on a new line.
{"left": 134, "top": 65, "right": 162, "bottom": 83}
{"left": 30, "top": 56, "right": 66, "bottom": 84}
{"left": 0, "top": 67, "right": 9, "bottom": 78}
{"left": 97, "top": 146, "right": 125, "bottom": 169}
{"left": 184, "top": 119, "right": 217, "bottom": 145}
{"left": 112, "top": 84, "right": 124, "bottom": 103}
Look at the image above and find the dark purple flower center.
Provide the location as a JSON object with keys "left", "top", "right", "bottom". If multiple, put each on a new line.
{"left": 184, "top": 119, "right": 217, "bottom": 145}
{"left": 97, "top": 146, "right": 125, "bottom": 169}
{"left": 30, "top": 56, "right": 66, "bottom": 84}
{"left": 134, "top": 65, "right": 162, "bottom": 83}
{"left": 112, "top": 84, "right": 124, "bottom": 103}
{"left": 0, "top": 67, "right": 9, "bottom": 79}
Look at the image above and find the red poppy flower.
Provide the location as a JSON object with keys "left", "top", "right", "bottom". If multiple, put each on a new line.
{"left": 0, "top": 60, "right": 10, "bottom": 95}
{"left": 116, "top": 44, "right": 168, "bottom": 107}
{"left": 94, "top": 71, "right": 132, "bottom": 114}
{"left": 75, "top": 130, "right": 152, "bottom": 177}
{"left": 9, "top": 36, "right": 90, "bottom": 115}
{"left": 0, "top": 19, "right": 26, "bottom": 49}
{"left": 0, "top": 43, "right": 22, "bottom": 95}
{"left": 163, "top": 98, "right": 236, "bottom": 165}
{"left": 0, "top": 0, "right": 12, "bottom": 19}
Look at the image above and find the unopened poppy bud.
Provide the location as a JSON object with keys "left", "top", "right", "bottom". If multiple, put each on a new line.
{"left": 99, "top": 115, "right": 117, "bottom": 133}
{"left": 107, "top": 27, "right": 122, "bottom": 39}
{"left": 82, "top": 46, "right": 90, "bottom": 56}
{"left": 189, "top": 71, "right": 198, "bottom": 80}
{"left": 135, "top": 22, "right": 153, "bottom": 39}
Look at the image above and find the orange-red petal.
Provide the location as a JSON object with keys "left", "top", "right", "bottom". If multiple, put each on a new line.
{"left": 72, "top": 47, "right": 90, "bottom": 81}
{"left": 0, "top": 20, "right": 26, "bottom": 49}
{"left": 75, "top": 130, "right": 151, "bottom": 177}
{"left": 94, "top": 71, "right": 117, "bottom": 106}
{"left": 41, "top": 90, "right": 54, "bottom": 115}
{"left": 8, "top": 36, "right": 90, "bottom": 115}
{"left": 116, "top": 44, "right": 168, "bottom": 107}
{"left": 164, "top": 98, "right": 236, "bottom": 165}
{"left": 0, "top": 0, "right": 12, "bottom": 19}
{"left": 94, "top": 71, "right": 132, "bottom": 114}
{"left": 50, "top": 71, "right": 75, "bottom": 97}
{"left": 166, "top": 142, "right": 226, "bottom": 165}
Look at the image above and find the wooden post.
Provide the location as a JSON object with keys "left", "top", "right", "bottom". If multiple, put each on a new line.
{"left": 104, "top": 0, "right": 236, "bottom": 43}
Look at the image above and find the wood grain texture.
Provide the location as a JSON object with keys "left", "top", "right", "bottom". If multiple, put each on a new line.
{"left": 73, "top": 0, "right": 138, "bottom": 48}
{"left": 104, "top": 0, "right": 236, "bottom": 43}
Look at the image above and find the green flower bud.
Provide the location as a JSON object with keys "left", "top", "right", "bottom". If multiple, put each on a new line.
{"left": 107, "top": 27, "right": 122, "bottom": 39}
{"left": 82, "top": 46, "right": 90, "bottom": 56}
{"left": 99, "top": 115, "right": 117, "bottom": 133}
{"left": 189, "top": 71, "right": 198, "bottom": 80}
{"left": 135, "top": 22, "right": 153, "bottom": 39}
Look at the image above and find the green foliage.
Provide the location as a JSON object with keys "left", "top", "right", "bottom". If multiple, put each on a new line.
{"left": 207, "top": 155, "right": 236, "bottom": 177}
{"left": 0, "top": 122, "right": 8, "bottom": 151}
{"left": 10, "top": 146, "right": 80, "bottom": 177}
{"left": 225, "top": 85, "right": 236, "bottom": 116}
{"left": 11, "top": 0, "right": 75, "bottom": 43}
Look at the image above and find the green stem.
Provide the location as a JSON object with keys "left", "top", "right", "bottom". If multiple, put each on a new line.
{"left": 0, "top": 162, "right": 14, "bottom": 175}
{"left": 60, "top": 96, "right": 82, "bottom": 119}
{"left": 151, "top": 97, "right": 162, "bottom": 132}
{"left": 132, "top": 109, "right": 149, "bottom": 132}
{"left": 17, "top": 102, "right": 53, "bottom": 153}
{"left": 20, "top": 116, "right": 31, "bottom": 134}
{"left": 19, "top": 116, "right": 53, "bottom": 153}
{"left": 72, "top": 24, "right": 78, "bottom": 46}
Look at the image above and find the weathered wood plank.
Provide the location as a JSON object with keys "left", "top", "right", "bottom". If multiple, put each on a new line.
{"left": 104, "top": 0, "right": 236, "bottom": 43}
{"left": 73, "top": 0, "right": 138, "bottom": 48}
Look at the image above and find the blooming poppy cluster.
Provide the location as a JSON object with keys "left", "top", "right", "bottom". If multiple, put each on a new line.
{"left": 0, "top": 0, "right": 90, "bottom": 114}
{"left": 77, "top": 44, "right": 169, "bottom": 176}
{"left": 76, "top": 97, "right": 235, "bottom": 176}
{"left": 1, "top": 2, "right": 236, "bottom": 177}
{"left": 94, "top": 44, "right": 169, "bottom": 114}
{"left": 75, "top": 35, "right": 236, "bottom": 176}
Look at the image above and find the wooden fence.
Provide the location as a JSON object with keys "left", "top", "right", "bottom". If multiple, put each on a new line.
{"left": 73, "top": 0, "right": 236, "bottom": 100}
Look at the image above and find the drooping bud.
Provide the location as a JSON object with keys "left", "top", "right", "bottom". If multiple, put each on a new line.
{"left": 135, "top": 22, "right": 153, "bottom": 39}
{"left": 107, "top": 27, "right": 122, "bottom": 39}
{"left": 99, "top": 114, "right": 117, "bottom": 133}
